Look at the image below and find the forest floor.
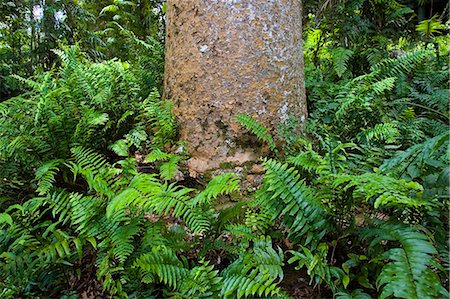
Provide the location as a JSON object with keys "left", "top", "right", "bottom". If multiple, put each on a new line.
{"left": 281, "top": 266, "right": 325, "bottom": 298}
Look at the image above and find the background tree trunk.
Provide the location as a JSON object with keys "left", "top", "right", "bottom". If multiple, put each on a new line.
{"left": 164, "top": 0, "right": 306, "bottom": 173}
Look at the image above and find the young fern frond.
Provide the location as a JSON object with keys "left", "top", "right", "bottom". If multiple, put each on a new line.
{"left": 236, "top": 114, "right": 277, "bottom": 152}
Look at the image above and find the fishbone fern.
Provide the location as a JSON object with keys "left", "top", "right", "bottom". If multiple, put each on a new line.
{"left": 236, "top": 114, "right": 277, "bottom": 152}
{"left": 363, "top": 222, "right": 447, "bottom": 299}
{"left": 257, "top": 159, "right": 329, "bottom": 245}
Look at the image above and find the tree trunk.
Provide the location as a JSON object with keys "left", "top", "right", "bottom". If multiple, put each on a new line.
{"left": 164, "top": 0, "right": 306, "bottom": 173}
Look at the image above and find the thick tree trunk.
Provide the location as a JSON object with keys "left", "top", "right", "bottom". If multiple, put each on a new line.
{"left": 164, "top": 0, "right": 306, "bottom": 173}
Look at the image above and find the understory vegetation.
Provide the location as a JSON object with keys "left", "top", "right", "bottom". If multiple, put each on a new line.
{"left": 0, "top": 1, "right": 448, "bottom": 298}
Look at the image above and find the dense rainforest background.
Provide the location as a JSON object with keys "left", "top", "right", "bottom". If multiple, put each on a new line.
{"left": 0, "top": 0, "right": 449, "bottom": 298}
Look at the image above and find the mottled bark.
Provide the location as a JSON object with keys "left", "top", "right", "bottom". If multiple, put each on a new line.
{"left": 164, "top": 0, "right": 306, "bottom": 173}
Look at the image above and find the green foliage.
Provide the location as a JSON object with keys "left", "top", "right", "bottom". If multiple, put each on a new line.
{"left": 363, "top": 222, "right": 447, "bottom": 299}
{"left": 288, "top": 243, "right": 344, "bottom": 289}
{"left": 380, "top": 131, "right": 449, "bottom": 199}
{"left": 257, "top": 159, "right": 329, "bottom": 245}
{"left": 333, "top": 173, "right": 426, "bottom": 209}
{"left": 0, "top": 46, "right": 169, "bottom": 198}
{"left": 416, "top": 16, "right": 445, "bottom": 38}
{"left": 332, "top": 47, "right": 354, "bottom": 78}
{"left": 1, "top": 0, "right": 449, "bottom": 298}
{"left": 236, "top": 114, "right": 277, "bottom": 152}
{"left": 220, "top": 236, "right": 285, "bottom": 298}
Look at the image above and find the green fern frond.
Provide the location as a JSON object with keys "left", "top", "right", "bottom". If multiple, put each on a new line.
{"left": 178, "top": 259, "right": 222, "bottom": 298}
{"left": 145, "top": 149, "right": 182, "bottom": 181}
{"left": 363, "top": 222, "right": 446, "bottom": 299}
{"left": 68, "top": 146, "right": 121, "bottom": 197}
{"left": 10, "top": 74, "right": 43, "bottom": 91}
{"left": 69, "top": 193, "right": 103, "bottom": 235}
{"left": 134, "top": 246, "right": 188, "bottom": 289}
{"left": 244, "top": 209, "right": 272, "bottom": 234}
{"left": 257, "top": 159, "right": 328, "bottom": 245}
{"left": 380, "top": 131, "right": 449, "bottom": 179}
{"left": 159, "top": 157, "right": 181, "bottom": 181}
{"left": 107, "top": 174, "right": 211, "bottom": 234}
{"left": 106, "top": 187, "right": 142, "bottom": 220}
{"left": 70, "top": 146, "right": 109, "bottom": 175}
{"left": 109, "top": 139, "right": 130, "bottom": 157}
{"left": 288, "top": 144, "right": 327, "bottom": 174}
{"left": 236, "top": 114, "right": 277, "bottom": 152}
{"left": 332, "top": 47, "right": 354, "bottom": 78}
{"left": 358, "top": 122, "right": 400, "bottom": 144}
{"left": 336, "top": 289, "right": 372, "bottom": 299}
{"left": 371, "top": 77, "right": 396, "bottom": 95}
{"left": 34, "top": 160, "right": 63, "bottom": 195}
{"left": 125, "top": 128, "right": 148, "bottom": 149}
{"left": 333, "top": 173, "right": 425, "bottom": 209}
{"left": 45, "top": 191, "right": 72, "bottom": 225}
{"left": 288, "top": 243, "right": 342, "bottom": 288}
{"left": 111, "top": 221, "right": 141, "bottom": 262}
{"left": 145, "top": 148, "right": 172, "bottom": 162}
{"left": 220, "top": 236, "right": 284, "bottom": 299}
{"left": 193, "top": 173, "right": 240, "bottom": 205}
{"left": 73, "top": 109, "right": 109, "bottom": 146}
{"left": 36, "top": 229, "right": 76, "bottom": 263}
{"left": 143, "top": 90, "right": 177, "bottom": 148}
{"left": 371, "top": 49, "right": 431, "bottom": 78}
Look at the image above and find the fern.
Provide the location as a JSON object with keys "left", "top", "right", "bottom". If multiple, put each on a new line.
{"left": 333, "top": 173, "right": 426, "bottom": 209}
{"left": 134, "top": 246, "right": 189, "bottom": 289}
{"left": 192, "top": 173, "right": 240, "bottom": 205}
{"left": 257, "top": 159, "right": 328, "bottom": 245}
{"left": 363, "top": 222, "right": 447, "bottom": 299}
{"left": 332, "top": 47, "right": 354, "bottom": 78}
{"left": 145, "top": 149, "right": 182, "bottom": 181}
{"left": 288, "top": 243, "right": 344, "bottom": 289}
{"left": 287, "top": 143, "right": 328, "bottom": 174}
{"left": 358, "top": 122, "right": 399, "bottom": 144}
{"left": 380, "top": 131, "right": 449, "bottom": 197}
{"left": 236, "top": 114, "right": 277, "bottom": 152}
{"left": 177, "top": 260, "right": 223, "bottom": 298}
{"left": 371, "top": 49, "right": 431, "bottom": 78}
{"left": 143, "top": 89, "right": 178, "bottom": 148}
{"left": 220, "top": 236, "right": 284, "bottom": 298}
{"left": 34, "top": 159, "right": 63, "bottom": 195}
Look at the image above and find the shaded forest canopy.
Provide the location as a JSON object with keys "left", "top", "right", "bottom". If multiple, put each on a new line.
{"left": 0, "top": 1, "right": 448, "bottom": 298}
